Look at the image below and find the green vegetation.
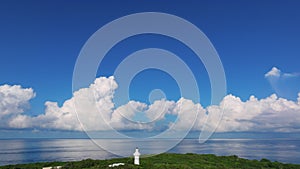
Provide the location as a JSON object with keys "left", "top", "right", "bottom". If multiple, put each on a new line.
{"left": 1, "top": 153, "right": 300, "bottom": 169}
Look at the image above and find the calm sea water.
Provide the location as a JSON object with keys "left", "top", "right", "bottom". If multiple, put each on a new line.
{"left": 0, "top": 138, "right": 299, "bottom": 166}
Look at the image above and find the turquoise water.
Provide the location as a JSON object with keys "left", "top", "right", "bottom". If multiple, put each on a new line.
{"left": 0, "top": 138, "right": 299, "bottom": 166}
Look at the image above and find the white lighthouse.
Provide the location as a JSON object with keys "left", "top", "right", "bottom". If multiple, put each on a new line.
{"left": 133, "top": 147, "right": 141, "bottom": 165}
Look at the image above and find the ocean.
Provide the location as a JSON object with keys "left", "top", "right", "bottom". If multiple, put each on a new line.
{"left": 0, "top": 138, "right": 299, "bottom": 166}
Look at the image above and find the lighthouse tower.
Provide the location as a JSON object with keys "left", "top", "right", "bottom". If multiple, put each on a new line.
{"left": 133, "top": 147, "right": 141, "bottom": 165}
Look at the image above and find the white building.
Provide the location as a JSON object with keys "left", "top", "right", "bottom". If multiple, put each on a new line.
{"left": 108, "top": 163, "right": 125, "bottom": 167}
{"left": 133, "top": 147, "right": 141, "bottom": 165}
{"left": 42, "top": 166, "right": 62, "bottom": 169}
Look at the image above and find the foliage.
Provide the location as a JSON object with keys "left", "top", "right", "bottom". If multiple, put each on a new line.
{"left": 1, "top": 153, "right": 299, "bottom": 169}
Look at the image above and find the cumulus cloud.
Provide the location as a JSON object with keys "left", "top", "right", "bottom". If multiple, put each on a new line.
{"left": 0, "top": 84, "right": 35, "bottom": 128}
{"left": 265, "top": 67, "right": 299, "bottom": 79}
{"left": 8, "top": 77, "right": 118, "bottom": 131}
{"left": 0, "top": 77, "right": 204, "bottom": 132}
{"left": 206, "top": 94, "right": 300, "bottom": 132}
{"left": 0, "top": 85, "right": 35, "bottom": 117}
{"left": 265, "top": 67, "right": 281, "bottom": 78}
{"left": 1, "top": 76, "right": 300, "bottom": 133}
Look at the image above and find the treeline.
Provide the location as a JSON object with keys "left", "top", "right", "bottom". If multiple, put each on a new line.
{"left": 1, "top": 153, "right": 300, "bottom": 169}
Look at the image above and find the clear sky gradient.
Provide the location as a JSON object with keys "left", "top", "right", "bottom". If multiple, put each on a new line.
{"left": 0, "top": 0, "right": 300, "bottom": 137}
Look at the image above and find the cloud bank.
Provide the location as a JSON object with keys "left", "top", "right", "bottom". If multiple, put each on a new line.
{"left": 1, "top": 76, "right": 300, "bottom": 133}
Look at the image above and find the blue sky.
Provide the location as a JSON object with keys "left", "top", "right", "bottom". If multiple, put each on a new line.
{"left": 0, "top": 1, "right": 300, "bottom": 138}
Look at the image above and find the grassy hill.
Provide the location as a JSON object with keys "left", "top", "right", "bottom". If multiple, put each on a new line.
{"left": 1, "top": 153, "right": 300, "bottom": 169}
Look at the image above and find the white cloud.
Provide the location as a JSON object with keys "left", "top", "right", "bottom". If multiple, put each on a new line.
{"left": 145, "top": 99, "right": 175, "bottom": 122}
{"left": 0, "top": 84, "right": 35, "bottom": 128}
{"left": 282, "top": 73, "right": 299, "bottom": 78}
{"left": 7, "top": 77, "right": 117, "bottom": 131}
{"left": 1, "top": 76, "right": 300, "bottom": 133}
{"left": 170, "top": 98, "right": 205, "bottom": 131}
{"left": 0, "top": 85, "right": 35, "bottom": 117}
{"left": 110, "top": 101, "right": 150, "bottom": 130}
{"left": 265, "top": 67, "right": 300, "bottom": 100}
{"left": 265, "top": 67, "right": 281, "bottom": 78}
{"left": 207, "top": 93, "right": 300, "bottom": 132}
{"left": 265, "top": 67, "right": 299, "bottom": 79}
{"left": 265, "top": 67, "right": 281, "bottom": 77}
{"left": 8, "top": 114, "right": 31, "bottom": 128}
